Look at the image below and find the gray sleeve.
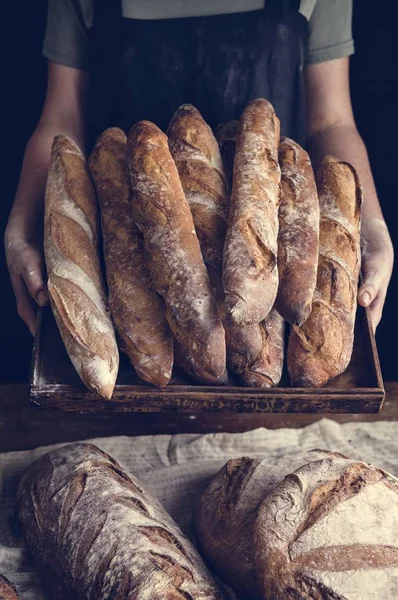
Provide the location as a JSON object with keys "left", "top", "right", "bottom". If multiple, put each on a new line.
{"left": 306, "top": 0, "right": 355, "bottom": 65}
{"left": 43, "top": 0, "right": 93, "bottom": 70}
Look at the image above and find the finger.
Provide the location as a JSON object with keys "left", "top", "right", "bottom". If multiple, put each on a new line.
{"left": 21, "top": 253, "right": 49, "bottom": 307}
{"left": 358, "top": 269, "right": 384, "bottom": 308}
{"left": 368, "top": 292, "right": 386, "bottom": 332}
{"left": 11, "top": 276, "right": 38, "bottom": 336}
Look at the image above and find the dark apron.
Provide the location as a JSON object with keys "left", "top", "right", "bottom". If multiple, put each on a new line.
{"left": 89, "top": 0, "right": 309, "bottom": 148}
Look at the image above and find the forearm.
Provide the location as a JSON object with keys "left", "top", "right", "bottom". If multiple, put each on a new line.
{"left": 8, "top": 128, "right": 56, "bottom": 240}
{"left": 7, "top": 122, "right": 86, "bottom": 243}
{"left": 307, "top": 124, "right": 383, "bottom": 226}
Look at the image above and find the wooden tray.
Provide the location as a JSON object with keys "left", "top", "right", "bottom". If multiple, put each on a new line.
{"left": 30, "top": 305, "right": 384, "bottom": 413}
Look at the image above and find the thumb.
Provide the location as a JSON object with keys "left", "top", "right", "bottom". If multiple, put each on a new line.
{"left": 22, "top": 252, "right": 49, "bottom": 307}
{"left": 358, "top": 270, "right": 383, "bottom": 308}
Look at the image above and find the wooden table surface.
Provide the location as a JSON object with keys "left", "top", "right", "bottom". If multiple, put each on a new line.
{"left": 0, "top": 383, "right": 397, "bottom": 452}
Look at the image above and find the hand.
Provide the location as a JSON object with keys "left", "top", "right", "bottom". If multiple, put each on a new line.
{"left": 358, "top": 217, "right": 394, "bottom": 331}
{"left": 5, "top": 224, "right": 49, "bottom": 336}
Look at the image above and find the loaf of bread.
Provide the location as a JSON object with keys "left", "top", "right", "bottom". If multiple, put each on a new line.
{"left": 127, "top": 121, "right": 226, "bottom": 383}
{"left": 277, "top": 137, "right": 319, "bottom": 325}
{"left": 255, "top": 457, "right": 398, "bottom": 600}
{"left": 166, "top": 105, "right": 228, "bottom": 383}
{"left": 237, "top": 309, "right": 284, "bottom": 387}
{"left": 17, "top": 443, "right": 223, "bottom": 600}
{"left": 215, "top": 120, "right": 285, "bottom": 387}
{"left": 89, "top": 128, "right": 173, "bottom": 387}
{"left": 44, "top": 135, "right": 119, "bottom": 399}
{"left": 288, "top": 156, "right": 362, "bottom": 387}
{"left": 223, "top": 99, "right": 281, "bottom": 325}
{"left": 167, "top": 104, "right": 228, "bottom": 272}
{"left": 0, "top": 575, "right": 20, "bottom": 600}
{"left": 195, "top": 450, "right": 340, "bottom": 599}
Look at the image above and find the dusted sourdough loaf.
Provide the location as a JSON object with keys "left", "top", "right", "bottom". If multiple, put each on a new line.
{"left": 227, "top": 309, "right": 284, "bottom": 388}
{"left": 255, "top": 457, "right": 398, "bottom": 600}
{"left": 17, "top": 443, "right": 223, "bottom": 600}
{"left": 128, "top": 120, "right": 226, "bottom": 383}
{"left": 216, "top": 119, "right": 284, "bottom": 387}
{"left": 222, "top": 99, "right": 281, "bottom": 325}
{"left": 0, "top": 575, "right": 20, "bottom": 600}
{"left": 167, "top": 104, "right": 228, "bottom": 272}
{"left": 89, "top": 128, "right": 174, "bottom": 387}
{"left": 44, "top": 135, "right": 119, "bottom": 399}
{"left": 195, "top": 450, "right": 339, "bottom": 599}
{"left": 288, "top": 156, "right": 362, "bottom": 387}
{"left": 277, "top": 137, "right": 319, "bottom": 325}
{"left": 167, "top": 104, "right": 228, "bottom": 383}
{"left": 168, "top": 106, "right": 283, "bottom": 387}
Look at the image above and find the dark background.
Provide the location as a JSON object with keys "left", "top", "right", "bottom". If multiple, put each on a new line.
{"left": 1, "top": 0, "right": 397, "bottom": 383}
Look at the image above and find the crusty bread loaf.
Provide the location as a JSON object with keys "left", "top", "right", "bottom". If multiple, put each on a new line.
{"left": 195, "top": 450, "right": 340, "bottom": 599}
{"left": 288, "top": 156, "right": 362, "bottom": 387}
{"left": 223, "top": 99, "right": 281, "bottom": 325}
{"left": 215, "top": 120, "right": 285, "bottom": 387}
{"left": 237, "top": 309, "right": 284, "bottom": 388}
{"left": 167, "top": 105, "right": 228, "bottom": 383}
{"left": 0, "top": 575, "right": 20, "bottom": 600}
{"left": 255, "top": 457, "right": 398, "bottom": 600}
{"left": 89, "top": 128, "right": 174, "bottom": 387}
{"left": 277, "top": 137, "right": 319, "bottom": 325}
{"left": 167, "top": 104, "right": 228, "bottom": 271}
{"left": 127, "top": 121, "right": 226, "bottom": 383}
{"left": 44, "top": 135, "right": 119, "bottom": 399}
{"left": 17, "top": 443, "right": 223, "bottom": 600}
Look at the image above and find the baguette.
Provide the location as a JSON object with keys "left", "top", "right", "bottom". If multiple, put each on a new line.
{"left": 288, "top": 156, "right": 362, "bottom": 387}
{"left": 276, "top": 137, "right": 319, "bottom": 325}
{"left": 167, "top": 104, "right": 228, "bottom": 271}
{"left": 236, "top": 309, "right": 284, "bottom": 387}
{"left": 216, "top": 120, "right": 284, "bottom": 387}
{"left": 44, "top": 135, "right": 119, "bottom": 399}
{"left": 223, "top": 99, "right": 281, "bottom": 325}
{"left": 0, "top": 575, "right": 20, "bottom": 600}
{"left": 128, "top": 121, "right": 226, "bottom": 383}
{"left": 168, "top": 105, "right": 229, "bottom": 383}
{"left": 255, "top": 458, "right": 398, "bottom": 600}
{"left": 89, "top": 128, "right": 173, "bottom": 387}
{"left": 17, "top": 443, "right": 223, "bottom": 600}
{"left": 195, "top": 450, "right": 343, "bottom": 599}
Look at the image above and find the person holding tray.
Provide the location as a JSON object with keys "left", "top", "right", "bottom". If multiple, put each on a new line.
{"left": 5, "top": 0, "right": 393, "bottom": 336}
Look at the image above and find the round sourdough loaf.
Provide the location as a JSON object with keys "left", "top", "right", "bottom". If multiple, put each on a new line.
{"left": 194, "top": 450, "right": 342, "bottom": 599}
{"left": 254, "top": 457, "right": 398, "bottom": 600}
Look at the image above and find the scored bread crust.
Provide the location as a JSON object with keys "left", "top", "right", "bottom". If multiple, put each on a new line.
{"left": 128, "top": 120, "right": 226, "bottom": 383}
{"left": 195, "top": 449, "right": 342, "bottom": 599}
{"left": 216, "top": 119, "right": 284, "bottom": 387}
{"left": 167, "top": 104, "right": 228, "bottom": 270}
{"left": 288, "top": 156, "right": 362, "bottom": 387}
{"left": 17, "top": 443, "right": 223, "bottom": 600}
{"left": 167, "top": 105, "right": 228, "bottom": 383}
{"left": 44, "top": 135, "right": 119, "bottom": 399}
{"left": 222, "top": 99, "right": 281, "bottom": 325}
{"left": 276, "top": 137, "right": 320, "bottom": 326}
{"left": 89, "top": 128, "right": 174, "bottom": 387}
{"left": 254, "top": 457, "right": 398, "bottom": 600}
{"left": 236, "top": 309, "right": 284, "bottom": 388}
